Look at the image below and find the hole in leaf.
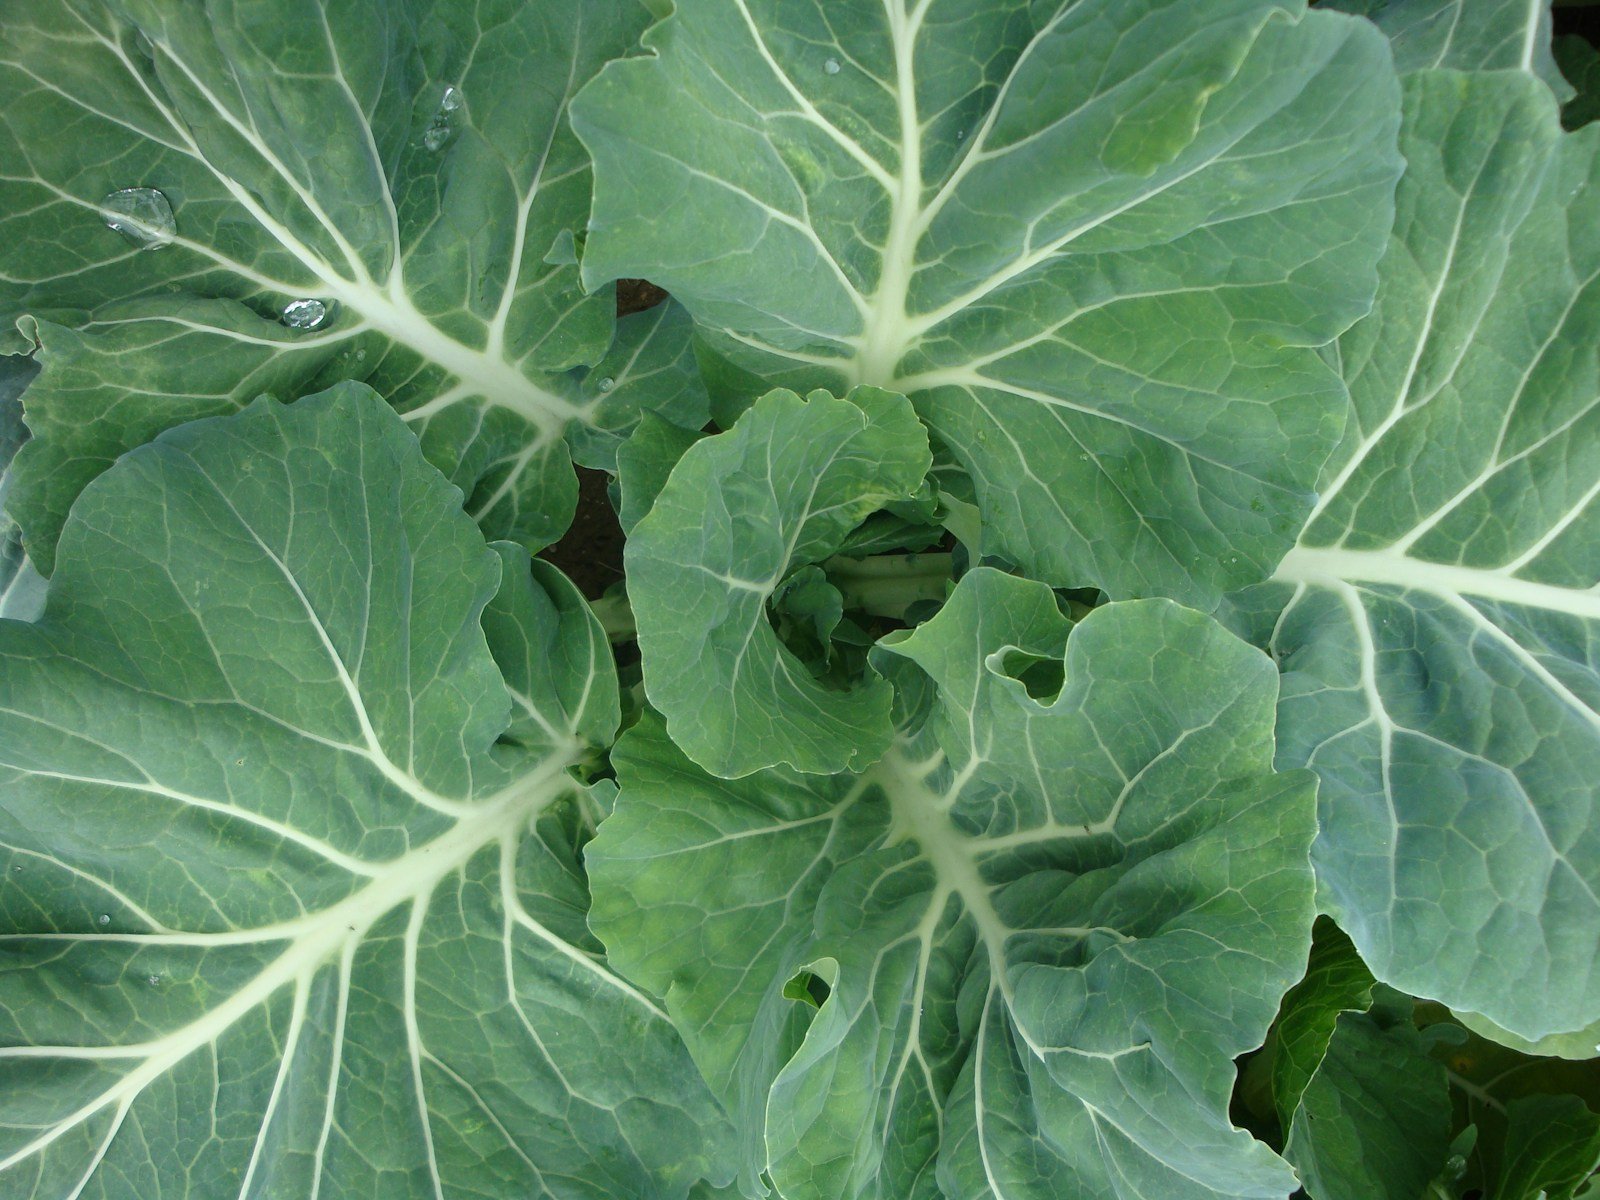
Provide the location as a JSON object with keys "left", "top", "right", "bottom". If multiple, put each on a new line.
{"left": 783, "top": 969, "right": 832, "bottom": 1009}
{"left": 998, "top": 649, "right": 1064, "bottom": 701}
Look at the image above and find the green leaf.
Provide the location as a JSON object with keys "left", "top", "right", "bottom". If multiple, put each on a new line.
{"left": 1557, "top": 34, "right": 1600, "bottom": 128}
{"left": 0, "top": 385, "right": 734, "bottom": 1198}
{"left": 626, "top": 386, "right": 931, "bottom": 777}
{"left": 590, "top": 569, "right": 1318, "bottom": 1198}
{"left": 573, "top": 0, "right": 1403, "bottom": 605}
{"left": 1259, "top": 923, "right": 1458, "bottom": 1200}
{"left": 0, "top": 354, "right": 44, "bottom": 620}
{"left": 1244, "top": 70, "right": 1600, "bottom": 1043}
{"left": 615, "top": 412, "right": 706, "bottom": 536}
{"left": 1325, "top": 0, "right": 1574, "bottom": 97}
{"left": 1267, "top": 919, "right": 1377, "bottom": 1132}
{"left": 0, "top": 0, "right": 702, "bottom": 572}
{"left": 1284, "top": 1001, "right": 1452, "bottom": 1200}
{"left": 1487, "top": 1094, "right": 1600, "bottom": 1200}
{"left": 1454, "top": 1010, "right": 1600, "bottom": 1062}
{"left": 1428, "top": 1014, "right": 1600, "bottom": 1200}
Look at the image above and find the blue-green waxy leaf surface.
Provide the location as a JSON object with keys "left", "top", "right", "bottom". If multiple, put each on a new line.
{"left": 1246, "top": 70, "right": 1600, "bottom": 1045}
{"left": 0, "top": 386, "right": 734, "bottom": 1198}
{"left": 573, "top": 0, "right": 1404, "bottom": 606}
{"left": 0, "top": 0, "right": 706, "bottom": 573}
{"left": 1326, "top": 0, "right": 1573, "bottom": 95}
{"left": 626, "top": 386, "right": 931, "bottom": 778}
{"left": 590, "top": 569, "right": 1318, "bottom": 1199}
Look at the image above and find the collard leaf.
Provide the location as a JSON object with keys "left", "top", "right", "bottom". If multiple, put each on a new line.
{"left": 1557, "top": 34, "right": 1600, "bottom": 128}
{"left": 615, "top": 412, "right": 706, "bottom": 536}
{"left": 1266, "top": 919, "right": 1377, "bottom": 1131}
{"left": 625, "top": 387, "right": 931, "bottom": 778}
{"left": 1428, "top": 1013, "right": 1600, "bottom": 1200}
{"left": 1325, "top": 0, "right": 1573, "bottom": 97}
{"left": 0, "top": 386, "right": 734, "bottom": 1198}
{"left": 0, "top": 0, "right": 703, "bottom": 572}
{"left": 590, "top": 569, "right": 1318, "bottom": 1199}
{"left": 0, "top": 355, "right": 44, "bottom": 621}
{"left": 574, "top": 0, "right": 1403, "bottom": 605}
{"left": 1261, "top": 924, "right": 1457, "bottom": 1200}
{"left": 1487, "top": 1094, "right": 1600, "bottom": 1200}
{"left": 1245, "top": 70, "right": 1600, "bottom": 1043}
{"left": 1283, "top": 1000, "right": 1452, "bottom": 1200}
{"left": 1454, "top": 1010, "right": 1600, "bottom": 1061}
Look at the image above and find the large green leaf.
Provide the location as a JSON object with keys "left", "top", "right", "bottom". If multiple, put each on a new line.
{"left": 573, "top": 0, "right": 1403, "bottom": 606}
{"left": 0, "top": 0, "right": 706, "bottom": 573}
{"left": 626, "top": 386, "right": 930, "bottom": 778}
{"left": 1325, "top": 0, "right": 1573, "bottom": 96}
{"left": 590, "top": 569, "right": 1318, "bottom": 1198}
{"left": 0, "top": 386, "right": 734, "bottom": 1197}
{"left": 1242, "top": 70, "right": 1600, "bottom": 1044}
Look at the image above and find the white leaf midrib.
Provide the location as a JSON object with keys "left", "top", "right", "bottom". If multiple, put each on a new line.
{"left": 83, "top": 19, "right": 590, "bottom": 436}
{"left": 0, "top": 751, "right": 579, "bottom": 1177}
{"left": 1274, "top": 545, "right": 1600, "bottom": 622}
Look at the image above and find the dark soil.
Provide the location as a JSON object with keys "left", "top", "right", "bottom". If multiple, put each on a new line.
{"left": 538, "top": 280, "right": 667, "bottom": 599}
{"left": 615, "top": 278, "right": 669, "bottom": 318}
{"left": 542, "top": 465, "right": 627, "bottom": 599}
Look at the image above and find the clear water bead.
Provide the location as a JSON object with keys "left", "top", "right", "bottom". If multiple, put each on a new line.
{"left": 97, "top": 914, "right": 111, "bottom": 926}
{"left": 281, "top": 298, "right": 331, "bottom": 330}
{"left": 99, "top": 187, "right": 176, "bottom": 249}
{"left": 423, "top": 85, "right": 463, "bottom": 151}
{"left": 597, "top": 376, "right": 616, "bottom": 393}
{"left": 823, "top": 58, "right": 841, "bottom": 75}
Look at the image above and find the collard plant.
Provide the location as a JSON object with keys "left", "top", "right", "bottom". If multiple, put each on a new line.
{"left": 0, "top": 1, "right": 1595, "bottom": 1199}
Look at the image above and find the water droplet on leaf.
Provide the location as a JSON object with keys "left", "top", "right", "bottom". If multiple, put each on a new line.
{"left": 99, "top": 187, "right": 176, "bottom": 249}
{"left": 823, "top": 58, "right": 841, "bottom": 75}
{"left": 97, "top": 914, "right": 111, "bottom": 926}
{"left": 281, "top": 298, "right": 332, "bottom": 330}
{"left": 423, "top": 85, "right": 464, "bottom": 151}
{"left": 597, "top": 376, "right": 616, "bottom": 393}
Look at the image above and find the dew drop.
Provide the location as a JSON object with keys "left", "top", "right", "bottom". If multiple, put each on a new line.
{"left": 823, "top": 57, "right": 841, "bottom": 75}
{"left": 99, "top": 187, "right": 176, "bottom": 249}
{"left": 423, "top": 85, "right": 464, "bottom": 151}
{"left": 596, "top": 376, "right": 616, "bottom": 393}
{"left": 281, "top": 298, "right": 332, "bottom": 330}
{"left": 97, "top": 914, "right": 111, "bottom": 926}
